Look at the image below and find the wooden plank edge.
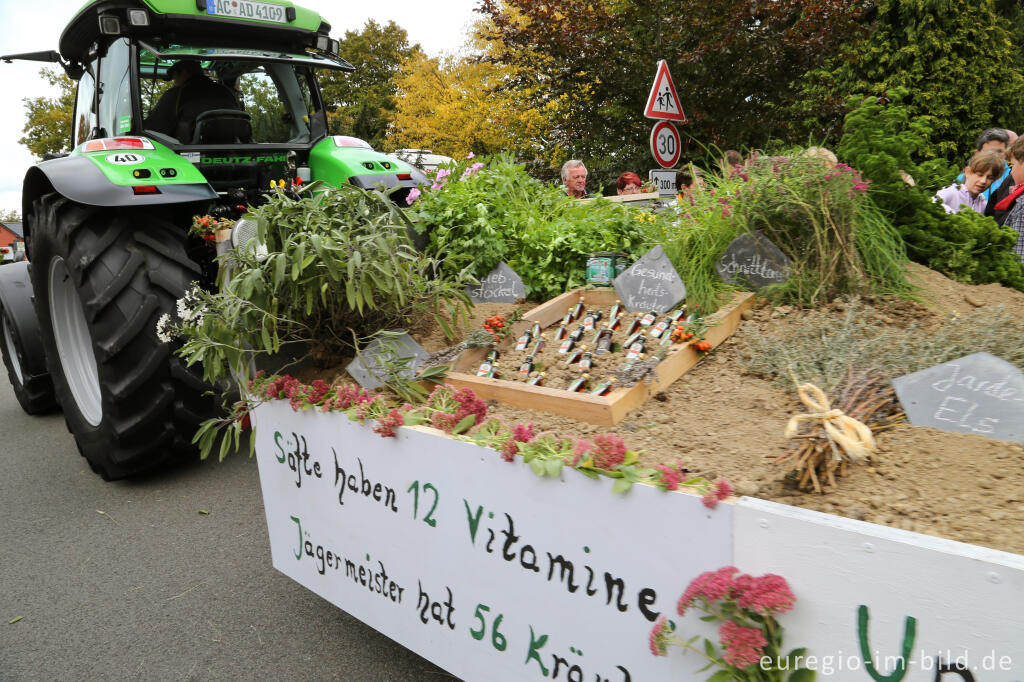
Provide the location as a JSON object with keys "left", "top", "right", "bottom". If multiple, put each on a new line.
{"left": 443, "top": 372, "right": 616, "bottom": 425}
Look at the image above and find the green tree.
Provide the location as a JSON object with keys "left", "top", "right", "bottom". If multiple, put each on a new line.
{"left": 798, "top": 0, "right": 1023, "bottom": 164}
{"left": 319, "top": 20, "right": 421, "bottom": 149}
{"left": 0, "top": 210, "right": 21, "bottom": 221}
{"left": 477, "top": 0, "right": 870, "bottom": 187}
{"left": 20, "top": 68, "right": 74, "bottom": 159}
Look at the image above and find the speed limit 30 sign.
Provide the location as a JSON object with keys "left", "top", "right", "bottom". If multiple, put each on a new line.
{"left": 650, "top": 121, "right": 681, "bottom": 169}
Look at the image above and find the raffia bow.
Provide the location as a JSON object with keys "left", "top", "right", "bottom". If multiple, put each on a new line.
{"left": 784, "top": 383, "right": 876, "bottom": 462}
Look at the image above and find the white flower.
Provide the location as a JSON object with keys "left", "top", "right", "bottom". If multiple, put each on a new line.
{"left": 175, "top": 286, "right": 205, "bottom": 324}
{"left": 156, "top": 313, "right": 173, "bottom": 343}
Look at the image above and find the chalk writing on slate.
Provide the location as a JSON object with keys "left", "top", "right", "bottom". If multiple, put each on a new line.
{"left": 613, "top": 245, "right": 686, "bottom": 314}
{"left": 347, "top": 331, "right": 429, "bottom": 390}
{"left": 892, "top": 352, "right": 1024, "bottom": 444}
{"left": 466, "top": 262, "right": 525, "bottom": 303}
{"left": 715, "top": 231, "right": 791, "bottom": 290}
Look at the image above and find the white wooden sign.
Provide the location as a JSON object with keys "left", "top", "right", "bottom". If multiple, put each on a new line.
{"left": 252, "top": 401, "right": 731, "bottom": 681}
{"left": 734, "top": 498, "right": 1024, "bottom": 680}
{"left": 251, "top": 402, "right": 1024, "bottom": 682}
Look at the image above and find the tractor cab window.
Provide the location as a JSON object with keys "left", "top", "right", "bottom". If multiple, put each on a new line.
{"left": 73, "top": 65, "right": 98, "bottom": 147}
{"left": 136, "top": 44, "right": 322, "bottom": 146}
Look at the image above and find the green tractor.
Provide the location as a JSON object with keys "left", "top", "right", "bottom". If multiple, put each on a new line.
{"left": 0, "top": 0, "right": 428, "bottom": 479}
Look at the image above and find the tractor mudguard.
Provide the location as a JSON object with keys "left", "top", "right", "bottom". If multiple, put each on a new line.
{"left": 0, "top": 261, "right": 48, "bottom": 378}
{"left": 21, "top": 143, "right": 216, "bottom": 219}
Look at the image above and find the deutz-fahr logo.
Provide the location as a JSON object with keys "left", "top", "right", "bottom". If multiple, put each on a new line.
{"left": 200, "top": 154, "right": 288, "bottom": 164}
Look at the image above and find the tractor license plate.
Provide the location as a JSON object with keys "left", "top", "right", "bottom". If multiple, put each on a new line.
{"left": 205, "top": 0, "right": 287, "bottom": 23}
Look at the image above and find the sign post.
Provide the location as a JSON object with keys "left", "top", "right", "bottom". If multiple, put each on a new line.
{"left": 644, "top": 59, "right": 686, "bottom": 171}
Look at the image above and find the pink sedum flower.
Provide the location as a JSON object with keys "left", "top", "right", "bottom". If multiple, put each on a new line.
{"left": 677, "top": 566, "right": 738, "bottom": 615}
{"left": 591, "top": 433, "right": 627, "bottom": 470}
{"left": 715, "top": 478, "right": 733, "bottom": 500}
{"left": 648, "top": 616, "right": 671, "bottom": 657}
{"left": 655, "top": 464, "right": 680, "bottom": 491}
{"left": 734, "top": 573, "right": 796, "bottom": 616}
{"left": 702, "top": 492, "right": 719, "bottom": 509}
{"left": 719, "top": 620, "right": 768, "bottom": 669}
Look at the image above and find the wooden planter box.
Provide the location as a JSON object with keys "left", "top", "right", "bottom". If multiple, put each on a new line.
{"left": 445, "top": 289, "right": 754, "bottom": 425}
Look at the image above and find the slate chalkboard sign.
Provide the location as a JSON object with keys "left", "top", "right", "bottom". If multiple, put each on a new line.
{"left": 613, "top": 245, "right": 686, "bottom": 314}
{"left": 892, "top": 352, "right": 1024, "bottom": 444}
{"left": 346, "top": 331, "right": 429, "bottom": 390}
{"left": 715, "top": 231, "right": 791, "bottom": 290}
{"left": 466, "top": 262, "right": 525, "bottom": 303}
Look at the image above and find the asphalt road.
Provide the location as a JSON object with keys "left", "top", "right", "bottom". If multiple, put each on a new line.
{"left": 0, "top": 373, "right": 453, "bottom": 681}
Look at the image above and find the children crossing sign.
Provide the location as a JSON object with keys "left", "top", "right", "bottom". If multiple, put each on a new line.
{"left": 644, "top": 60, "right": 686, "bottom": 122}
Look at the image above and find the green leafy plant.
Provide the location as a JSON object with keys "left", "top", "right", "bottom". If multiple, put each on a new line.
{"left": 650, "top": 566, "right": 814, "bottom": 682}
{"left": 172, "top": 184, "right": 473, "bottom": 387}
{"left": 408, "top": 154, "right": 649, "bottom": 300}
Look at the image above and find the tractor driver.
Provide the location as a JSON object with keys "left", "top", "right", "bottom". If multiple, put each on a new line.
{"left": 143, "top": 60, "right": 241, "bottom": 142}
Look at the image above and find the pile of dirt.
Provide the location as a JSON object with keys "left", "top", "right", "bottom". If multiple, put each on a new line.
{"left": 472, "top": 266, "right": 1024, "bottom": 556}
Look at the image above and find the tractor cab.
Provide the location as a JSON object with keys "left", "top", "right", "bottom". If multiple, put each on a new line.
{"left": 5, "top": 0, "right": 425, "bottom": 208}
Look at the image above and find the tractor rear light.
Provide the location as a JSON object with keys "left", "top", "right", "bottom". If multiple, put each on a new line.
{"left": 80, "top": 137, "right": 155, "bottom": 152}
{"left": 397, "top": 173, "right": 412, "bottom": 180}
{"left": 132, "top": 169, "right": 151, "bottom": 179}
{"left": 331, "top": 135, "right": 372, "bottom": 149}
{"left": 132, "top": 186, "right": 160, "bottom": 195}
{"left": 127, "top": 9, "right": 149, "bottom": 26}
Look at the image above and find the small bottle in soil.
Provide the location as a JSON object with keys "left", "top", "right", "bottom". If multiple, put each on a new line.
{"left": 561, "top": 312, "right": 573, "bottom": 326}
{"left": 529, "top": 321, "right": 542, "bottom": 338}
{"left": 595, "top": 327, "right": 613, "bottom": 355}
{"left": 623, "top": 329, "right": 644, "bottom": 349}
{"left": 558, "top": 336, "right": 576, "bottom": 354}
{"left": 660, "top": 329, "right": 676, "bottom": 346}
{"left": 515, "top": 329, "right": 533, "bottom": 351}
{"left": 578, "top": 351, "right": 593, "bottom": 371}
{"left": 484, "top": 361, "right": 500, "bottom": 378}
{"left": 567, "top": 373, "right": 590, "bottom": 392}
{"left": 590, "top": 377, "right": 616, "bottom": 395}
{"left": 486, "top": 347, "right": 500, "bottom": 362}
{"left": 608, "top": 313, "right": 623, "bottom": 331}
{"left": 476, "top": 360, "right": 494, "bottom": 377}
{"left": 626, "top": 336, "right": 646, "bottom": 360}
{"left": 531, "top": 333, "right": 547, "bottom": 355}
{"left": 582, "top": 309, "right": 603, "bottom": 331}
{"left": 526, "top": 371, "right": 546, "bottom": 386}
{"left": 570, "top": 297, "right": 585, "bottom": 321}
{"left": 554, "top": 323, "right": 568, "bottom": 341}
{"left": 624, "top": 314, "right": 643, "bottom": 336}
{"left": 609, "top": 299, "right": 622, "bottom": 320}
{"left": 650, "top": 317, "right": 672, "bottom": 339}
{"left": 519, "top": 355, "right": 535, "bottom": 375}
{"left": 565, "top": 344, "right": 587, "bottom": 364}
{"left": 640, "top": 310, "right": 658, "bottom": 327}
{"left": 668, "top": 306, "right": 686, "bottom": 323}
{"left": 569, "top": 325, "right": 585, "bottom": 343}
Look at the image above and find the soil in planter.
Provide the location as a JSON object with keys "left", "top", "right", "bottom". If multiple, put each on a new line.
{"left": 468, "top": 264, "right": 1024, "bottom": 557}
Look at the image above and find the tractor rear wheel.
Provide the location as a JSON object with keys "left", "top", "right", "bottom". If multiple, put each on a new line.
{"left": 29, "top": 194, "right": 212, "bottom": 480}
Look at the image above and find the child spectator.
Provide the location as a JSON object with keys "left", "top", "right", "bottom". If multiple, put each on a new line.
{"left": 986, "top": 135, "right": 1024, "bottom": 225}
{"left": 956, "top": 128, "right": 1012, "bottom": 201}
{"left": 934, "top": 150, "right": 1004, "bottom": 214}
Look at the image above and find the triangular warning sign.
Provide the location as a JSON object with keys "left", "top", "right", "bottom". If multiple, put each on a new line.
{"left": 644, "top": 60, "right": 687, "bottom": 122}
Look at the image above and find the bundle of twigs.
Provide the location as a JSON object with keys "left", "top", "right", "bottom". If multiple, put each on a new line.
{"left": 777, "top": 368, "right": 906, "bottom": 493}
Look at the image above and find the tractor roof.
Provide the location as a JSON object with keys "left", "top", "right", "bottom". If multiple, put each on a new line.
{"left": 60, "top": 0, "right": 331, "bottom": 64}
